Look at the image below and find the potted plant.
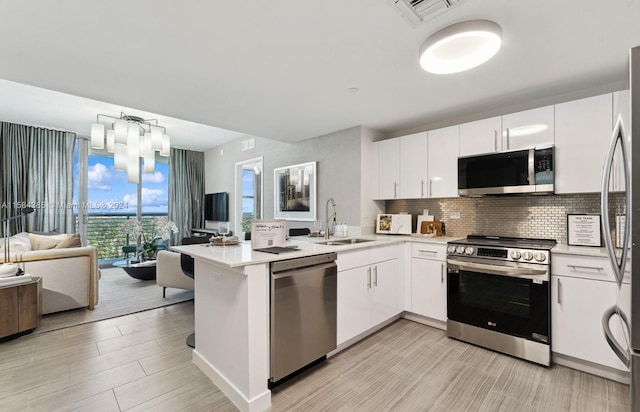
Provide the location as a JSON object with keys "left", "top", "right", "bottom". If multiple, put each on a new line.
{"left": 121, "top": 217, "right": 178, "bottom": 260}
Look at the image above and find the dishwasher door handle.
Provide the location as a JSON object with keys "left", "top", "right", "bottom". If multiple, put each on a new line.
{"left": 272, "top": 261, "right": 337, "bottom": 279}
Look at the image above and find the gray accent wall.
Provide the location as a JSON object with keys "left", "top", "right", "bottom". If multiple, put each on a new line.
{"left": 204, "top": 126, "right": 366, "bottom": 234}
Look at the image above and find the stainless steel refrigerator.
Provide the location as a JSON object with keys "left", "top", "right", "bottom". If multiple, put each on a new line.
{"left": 602, "top": 45, "right": 640, "bottom": 410}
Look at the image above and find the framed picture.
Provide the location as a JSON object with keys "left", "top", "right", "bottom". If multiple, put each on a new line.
{"left": 274, "top": 161, "right": 316, "bottom": 221}
{"left": 567, "top": 214, "right": 602, "bottom": 247}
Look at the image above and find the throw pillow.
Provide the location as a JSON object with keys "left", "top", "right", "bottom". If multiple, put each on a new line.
{"left": 54, "top": 234, "right": 82, "bottom": 249}
{"left": 29, "top": 233, "right": 68, "bottom": 250}
{"left": 0, "top": 232, "right": 32, "bottom": 252}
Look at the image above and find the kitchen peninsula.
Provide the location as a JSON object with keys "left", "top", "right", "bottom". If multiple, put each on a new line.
{"left": 171, "top": 235, "right": 421, "bottom": 412}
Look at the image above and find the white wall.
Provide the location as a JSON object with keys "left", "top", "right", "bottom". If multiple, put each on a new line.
{"left": 204, "top": 126, "right": 365, "bottom": 234}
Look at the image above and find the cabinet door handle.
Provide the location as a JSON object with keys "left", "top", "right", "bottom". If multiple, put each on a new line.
{"left": 567, "top": 265, "right": 604, "bottom": 272}
{"left": 441, "top": 263, "right": 444, "bottom": 284}
{"left": 373, "top": 266, "right": 378, "bottom": 287}
{"left": 367, "top": 267, "right": 371, "bottom": 289}
{"left": 494, "top": 130, "right": 498, "bottom": 151}
{"left": 429, "top": 179, "right": 433, "bottom": 197}
{"left": 421, "top": 179, "right": 424, "bottom": 197}
{"left": 394, "top": 182, "right": 397, "bottom": 198}
{"left": 506, "top": 128, "right": 510, "bottom": 149}
{"left": 557, "top": 278, "right": 561, "bottom": 304}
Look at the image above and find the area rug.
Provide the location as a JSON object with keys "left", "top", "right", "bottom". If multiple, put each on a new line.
{"left": 34, "top": 267, "right": 194, "bottom": 334}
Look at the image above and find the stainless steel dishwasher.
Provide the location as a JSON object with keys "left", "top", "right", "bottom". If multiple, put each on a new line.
{"left": 270, "top": 252, "right": 337, "bottom": 386}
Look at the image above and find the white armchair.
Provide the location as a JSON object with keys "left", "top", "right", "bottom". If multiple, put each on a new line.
{"left": 156, "top": 250, "right": 194, "bottom": 297}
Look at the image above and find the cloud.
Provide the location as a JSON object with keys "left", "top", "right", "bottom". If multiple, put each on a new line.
{"left": 88, "top": 163, "right": 112, "bottom": 190}
{"left": 142, "top": 171, "right": 166, "bottom": 184}
{"left": 122, "top": 188, "right": 167, "bottom": 207}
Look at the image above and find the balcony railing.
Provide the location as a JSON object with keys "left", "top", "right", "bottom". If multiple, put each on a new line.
{"left": 77, "top": 213, "right": 168, "bottom": 260}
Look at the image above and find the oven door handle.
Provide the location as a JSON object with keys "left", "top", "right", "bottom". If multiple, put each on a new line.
{"left": 447, "top": 259, "right": 548, "bottom": 280}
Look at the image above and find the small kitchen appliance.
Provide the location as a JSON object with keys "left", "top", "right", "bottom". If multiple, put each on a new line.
{"left": 376, "top": 213, "right": 412, "bottom": 235}
{"left": 447, "top": 235, "right": 556, "bottom": 366}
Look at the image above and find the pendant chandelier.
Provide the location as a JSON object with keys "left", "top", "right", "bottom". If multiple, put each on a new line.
{"left": 90, "top": 112, "right": 170, "bottom": 184}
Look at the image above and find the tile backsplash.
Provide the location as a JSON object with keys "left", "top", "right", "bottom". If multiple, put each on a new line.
{"left": 385, "top": 193, "right": 625, "bottom": 244}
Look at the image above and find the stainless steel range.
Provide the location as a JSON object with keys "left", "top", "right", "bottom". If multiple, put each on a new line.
{"left": 446, "top": 235, "right": 556, "bottom": 366}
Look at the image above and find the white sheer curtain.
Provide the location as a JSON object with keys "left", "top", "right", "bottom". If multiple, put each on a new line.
{"left": 168, "top": 147, "right": 205, "bottom": 243}
{"left": 0, "top": 121, "right": 76, "bottom": 236}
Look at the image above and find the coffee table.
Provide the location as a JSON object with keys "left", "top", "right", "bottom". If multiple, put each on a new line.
{"left": 113, "top": 259, "right": 157, "bottom": 281}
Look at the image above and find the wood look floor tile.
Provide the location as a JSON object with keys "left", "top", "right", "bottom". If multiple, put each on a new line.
{"left": 113, "top": 363, "right": 206, "bottom": 410}
{"left": 50, "top": 389, "right": 121, "bottom": 412}
{"left": 68, "top": 340, "right": 165, "bottom": 378}
{"left": 477, "top": 390, "right": 538, "bottom": 412}
{"left": 138, "top": 346, "right": 194, "bottom": 376}
{"left": 28, "top": 362, "right": 146, "bottom": 411}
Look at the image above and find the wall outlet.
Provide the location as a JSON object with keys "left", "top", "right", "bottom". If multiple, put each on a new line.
{"left": 450, "top": 211, "right": 461, "bottom": 219}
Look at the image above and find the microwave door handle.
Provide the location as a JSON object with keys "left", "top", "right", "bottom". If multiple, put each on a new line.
{"left": 602, "top": 304, "right": 630, "bottom": 368}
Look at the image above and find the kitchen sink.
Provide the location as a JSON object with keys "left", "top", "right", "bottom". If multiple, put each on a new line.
{"left": 318, "top": 238, "right": 374, "bottom": 246}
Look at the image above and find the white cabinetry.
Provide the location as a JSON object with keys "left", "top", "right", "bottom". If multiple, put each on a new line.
{"left": 501, "top": 105, "right": 555, "bottom": 150}
{"left": 554, "top": 94, "right": 613, "bottom": 193}
{"left": 410, "top": 243, "right": 447, "bottom": 322}
{"left": 459, "top": 106, "right": 554, "bottom": 157}
{"left": 337, "top": 245, "right": 401, "bottom": 344}
{"left": 427, "top": 126, "right": 459, "bottom": 198}
{"left": 551, "top": 253, "right": 630, "bottom": 372}
{"left": 459, "top": 116, "right": 502, "bottom": 156}
{"left": 376, "top": 138, "right": 401, "bottom": 199}
{"left": 400, "top": 132, "right": 429, "bottom": 198}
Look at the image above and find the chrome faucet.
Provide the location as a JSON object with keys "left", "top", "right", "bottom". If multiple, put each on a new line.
{"left": 325, "top": 197, "right": 336, "bottom": 239}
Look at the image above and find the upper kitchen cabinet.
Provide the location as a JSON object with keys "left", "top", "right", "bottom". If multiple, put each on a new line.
{"left": 399, "top": 131, "right": 429, "bottom": 198}
{"left": 501, "top": 105, "right": 555, "bottom": 150}
{"left": 376, "top": 138, "right": 401, "bottom": 199}
{"left": 459, "top": 106, "right": 554, "bottom": 157}
{"left": 555, "top": 93, "right": 613, "bottom": 194}
{"left": 428, "top": 125, "right": 460, "bottom": 198}
{"left": 459, "top": 116, "right": 502, "bottom": 156}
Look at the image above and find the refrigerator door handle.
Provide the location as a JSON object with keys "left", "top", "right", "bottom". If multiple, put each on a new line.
{"left": 600, "top": 115, "right": 631, "bottom": 289}
{"left": 602, "top": 304, "right": 631, "bottom": 368}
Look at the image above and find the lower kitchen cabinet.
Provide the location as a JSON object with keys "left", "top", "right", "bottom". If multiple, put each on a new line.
{"left": 411, "top": 257, "right": 446, "bottom": 321}
{"left": 551, "top": 274, "right": 629, "bottom": 371}
{"left": 409, "top": 243, "right": 447, "bottom": 322}
{"left": 337, "top": 255, "right": 401, "bottom": 345}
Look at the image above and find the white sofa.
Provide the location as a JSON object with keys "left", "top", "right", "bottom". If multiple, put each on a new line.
{"left": 156, "top": 250, "right": 194, "bottom": 297}
{"left": 0, "top": 233, "right": 100, "bottom": 314}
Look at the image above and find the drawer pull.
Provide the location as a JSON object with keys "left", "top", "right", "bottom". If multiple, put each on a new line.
{"left": 567, "top": 265, "right": 605, "bottom": 272}
{"left": 418, "top": 250, "right": 438, "bottom": 254}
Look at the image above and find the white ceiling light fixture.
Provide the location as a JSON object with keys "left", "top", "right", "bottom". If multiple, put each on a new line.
{"left": 90, "top": 112, "right": 170, "bottom": 183}
{"left": 419, "top": 20, "right": 502, "bottom": 74}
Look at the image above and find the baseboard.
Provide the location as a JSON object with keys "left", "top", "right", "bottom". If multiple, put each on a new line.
{"left": 402, "top": 312, "right": 447, "bottom": 330}
{"left": 552, "top": 352, "right": 630, "bottom": 384}
{"left": 192, "top": 350, "right": 271, "bottom": 412}
{"left": 329, "top": 314, "right": 402, "bottom": 356}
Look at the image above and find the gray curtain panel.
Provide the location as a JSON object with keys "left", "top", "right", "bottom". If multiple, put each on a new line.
{"left": 168, "top": 147, "right": 205, "bottom": 243}
{"left": 0, "top": 121, "right": 76, "bottom": 236}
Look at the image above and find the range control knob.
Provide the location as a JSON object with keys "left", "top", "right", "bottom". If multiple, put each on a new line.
{"left": 534, "top": 252, "right": 547, "bottom": 262}
{"left": 522, "top": 251, "right": 534, "bottom": 261}
{"left": 456, "top": 246, "right": 465, "bottom": 254}
{"left": 464, "top": 246, "right": 475, "bottom": 255}
{"left": 447, "top": 245, "right": 457, "bottom": 254}
{"left": 510, "top": 250, "right": 522, "bottom": 260}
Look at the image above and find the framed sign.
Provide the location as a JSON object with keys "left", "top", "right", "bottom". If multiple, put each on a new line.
{"left": 567, "top": 214, "right": 602, "bottom": 247}
{"left": 274, "top": 161, "right": 316, "bottom": 221}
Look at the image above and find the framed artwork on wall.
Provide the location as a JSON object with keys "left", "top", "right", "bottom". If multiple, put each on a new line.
{"left": 274, "top": 161, "right": 316, "bottom": 221}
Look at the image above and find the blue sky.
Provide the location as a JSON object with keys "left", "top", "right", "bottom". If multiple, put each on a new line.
{"left": 74, "top": 152, "right": 169, "bottom": 215}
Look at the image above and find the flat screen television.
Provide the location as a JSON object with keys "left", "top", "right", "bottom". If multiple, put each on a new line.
{"left": 204, "top": 192, "right": 229, "bottom": 222}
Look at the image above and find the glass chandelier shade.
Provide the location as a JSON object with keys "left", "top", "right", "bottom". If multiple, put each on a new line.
{"left": 90, "top": 112, "right": 170, "bottom": 184}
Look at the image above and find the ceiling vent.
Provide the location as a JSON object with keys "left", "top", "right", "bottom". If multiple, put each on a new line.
{"left": 388, "top": 0, "right": 465, "bottom": 27}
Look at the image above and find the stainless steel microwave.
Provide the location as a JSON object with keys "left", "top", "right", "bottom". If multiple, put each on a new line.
{"left": 458, "top": 146, "right": 554, "bottom": 196}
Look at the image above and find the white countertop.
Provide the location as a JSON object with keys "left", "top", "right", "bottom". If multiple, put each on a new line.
{"left": 171, "top": 234, "right": 463, "bottom": 268}
{"left": 552, "top": 243, "right": 630, "bottom": 259}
